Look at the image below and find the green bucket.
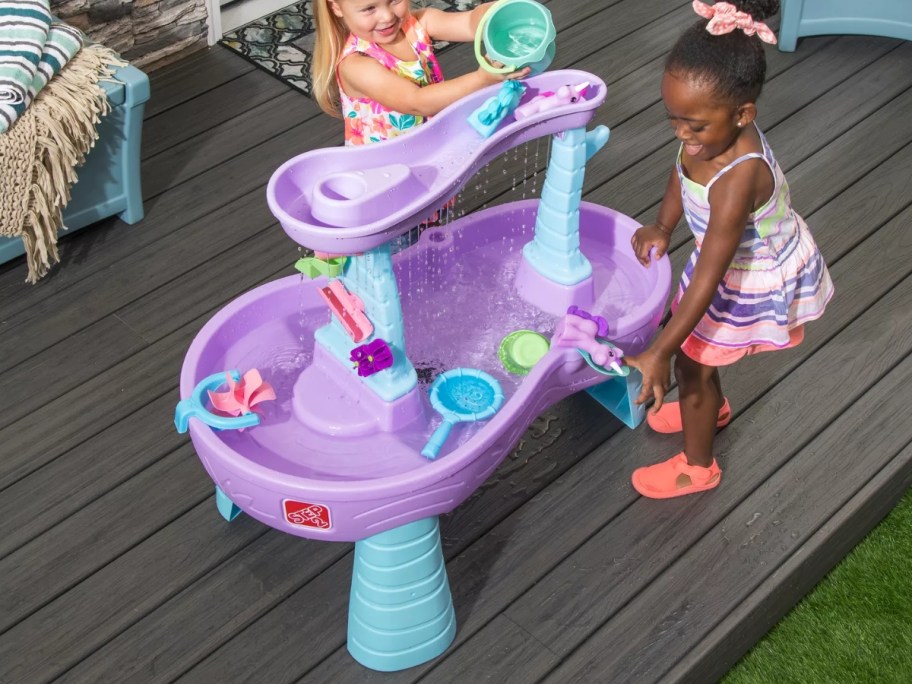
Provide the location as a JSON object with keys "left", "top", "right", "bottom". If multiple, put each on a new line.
{"left": 474, "top": 0, "right": 556, "bottom": 76}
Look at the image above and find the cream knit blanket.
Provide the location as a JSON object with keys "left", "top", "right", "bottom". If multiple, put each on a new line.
{"left": 0, "top": 43, "right": 122, "bottom": 282}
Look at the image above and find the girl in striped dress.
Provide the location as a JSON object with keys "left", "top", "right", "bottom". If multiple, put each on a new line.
{"left": 625, "top": 0, "right": 834, "bottom": 498}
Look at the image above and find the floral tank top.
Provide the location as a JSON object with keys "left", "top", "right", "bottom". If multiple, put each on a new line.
{"left": 337, "top": 15, "right": 444, "bottom": 146}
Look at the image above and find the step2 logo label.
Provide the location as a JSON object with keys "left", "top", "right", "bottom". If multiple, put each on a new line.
{"left": 283, "top": 500, "right": 332, "bottom": 530}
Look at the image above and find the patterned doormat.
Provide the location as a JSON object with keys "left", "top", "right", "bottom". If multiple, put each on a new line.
{"left": 219, "top": 0, "right": 478, "bottom": 97}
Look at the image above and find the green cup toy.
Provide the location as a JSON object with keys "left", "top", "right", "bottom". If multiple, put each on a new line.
{"left": 474, "top": 0, "right": 556, "bottom": 76}
{"left": 498, "top": 330, "right": 550, "bottom": 375}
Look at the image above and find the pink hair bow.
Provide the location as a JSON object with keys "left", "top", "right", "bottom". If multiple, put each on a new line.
{"left": 692, "top": 1, "right": 778, "bottom": 44}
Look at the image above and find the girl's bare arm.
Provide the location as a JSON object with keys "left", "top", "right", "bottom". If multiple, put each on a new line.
{"left": 338, "top": 52, "right": 526, "bottom": 118}
{"left": 631, "top": 167, "right": 684, "bottom": 266}
{"left": 650, "top": 160, "right": 764, "bottom": 357}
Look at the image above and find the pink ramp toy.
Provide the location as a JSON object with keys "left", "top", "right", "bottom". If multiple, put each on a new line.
{"left": 318, "top": 279, "right": 373, "bottom": 342}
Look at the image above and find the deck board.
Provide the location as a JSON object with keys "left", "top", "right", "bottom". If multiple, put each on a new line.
{"left": 667, "top": 440, "right": 912, "bottom": 684}
{"left": 142, "top": 68, "right": 295, "bottom": 159}
{"left": 0, "top": 1, "right": 910, "bottom": 682}
{"left": 542, "top": 293, "right": 912, "bottom": 681}
{"left": 0, "top": 392, "right": 186, "bottom": 557}
{"left": 598, "top": 49, "right": 912, "bottom": 224}
{"left": 143, "top": 46, "right": 256, "bottom": 119}
{"left": 141, "top": 89, "right": 321, "bottom": 198}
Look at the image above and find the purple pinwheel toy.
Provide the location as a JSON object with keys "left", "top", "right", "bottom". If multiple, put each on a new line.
{"left": 350, "top": 339, "right": 394, "bottom": 377}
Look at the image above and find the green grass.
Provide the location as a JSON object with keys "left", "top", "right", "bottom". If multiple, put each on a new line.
{"left": 724, "top": 487, "right": 912, "bottom": 684}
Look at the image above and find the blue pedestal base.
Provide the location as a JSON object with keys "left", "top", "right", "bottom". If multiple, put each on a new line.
{"left": 347, "top": 516, "right": 456, "bottom": 671}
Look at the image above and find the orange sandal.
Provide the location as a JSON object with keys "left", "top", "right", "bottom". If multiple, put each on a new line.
{"left": 631, "top": 452, "right": 722, "bottom": 499}
{"left": 646, "top": 397, "right": 732, "bottom": 434}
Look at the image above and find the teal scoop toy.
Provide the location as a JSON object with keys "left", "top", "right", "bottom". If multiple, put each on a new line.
{"left": 421, "top": 368, "right": 505, "bottom": 459}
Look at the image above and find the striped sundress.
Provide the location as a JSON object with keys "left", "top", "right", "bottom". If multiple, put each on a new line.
{"left": 674, "top": 124, "right": 834, "bottom": 357}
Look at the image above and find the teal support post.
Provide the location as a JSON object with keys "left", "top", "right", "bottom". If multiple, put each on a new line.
{"left": 522, "top": 125, "right": 609, "bottom": 286}
{"left": 215, "top": 486, "right": 242, "bottom": 521}
{"left": 586, "top": 370, "right": 646, "bottom": 429}
{"left": 347, "top": 516, "right": 456, "bottom": 671}
{"left": 314, "top": 243, "right": 418, "bottom": 402}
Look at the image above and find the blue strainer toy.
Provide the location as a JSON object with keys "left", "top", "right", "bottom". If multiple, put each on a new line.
{"left": 421, "top": 368, "right": 505, "bottom": 459}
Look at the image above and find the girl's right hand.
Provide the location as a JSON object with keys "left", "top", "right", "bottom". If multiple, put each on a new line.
{"left": 630, "top": 224, "right": 671, "bottom": 267}
{"left": 624, "top": 347, "right": 672, "bottom": 412}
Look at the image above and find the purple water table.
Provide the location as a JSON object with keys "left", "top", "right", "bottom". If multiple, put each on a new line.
{"left": 178, "top": 70, "right": 671, "bottom": 671}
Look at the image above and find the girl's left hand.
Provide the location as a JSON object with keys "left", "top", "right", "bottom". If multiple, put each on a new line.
{"left": 630, "top": 224, "right": 671, "bottom": 267}
{"left": 624, "top": 348, "right": 671, "bottom": 411}
{"left": 477, "top": 57, "right": 531, "bottom": 84}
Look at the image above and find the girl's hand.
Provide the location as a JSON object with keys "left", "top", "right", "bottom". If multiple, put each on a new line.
{"left": 630, "top": 224, "right": 672, "bottom": 267}
{"left": 476, "top": 59, "right": 531, "bottom": 85}
{"left": 624, "top": 348, "right": 672, "bottom": 412}
{"left": 502, "top": 65, "right": 532, "bottom": 81}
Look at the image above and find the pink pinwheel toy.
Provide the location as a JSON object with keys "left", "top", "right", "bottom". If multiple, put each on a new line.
{"left": 208, "top": 369, "right": 276, "bottom": 418}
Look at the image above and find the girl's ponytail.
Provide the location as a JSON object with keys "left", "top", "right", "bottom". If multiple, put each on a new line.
{"left": 667, "top": 1, "right": 781, "bottom": 105}
{"left": 312, "top": 0, "right": 349, "bottom": 118}
{"left": 732, "top": 0, "right": 779, "bottom": 22}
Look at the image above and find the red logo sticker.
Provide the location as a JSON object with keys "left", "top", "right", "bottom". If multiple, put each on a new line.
{"left": 283, "top": 500, "right": 332, "bottom": 530}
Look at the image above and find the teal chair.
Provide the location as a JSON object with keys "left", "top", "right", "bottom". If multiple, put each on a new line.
{"left": 779, "top": 0, "right": 912, "bottom": 51}
{"left": 0, "top": 61, "right": 150, "bottom": 265}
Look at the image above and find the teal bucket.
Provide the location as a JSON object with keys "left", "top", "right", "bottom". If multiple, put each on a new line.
{"left": 474, "top": 0, "right": 556, "bottom": 76}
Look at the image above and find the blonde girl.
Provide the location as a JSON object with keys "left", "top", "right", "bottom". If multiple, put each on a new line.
{"left": 312, "top": 0, "right": 528, "bottom": 146}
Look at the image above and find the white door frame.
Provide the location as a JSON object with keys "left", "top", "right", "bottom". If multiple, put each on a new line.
{"left": 206, "top": 0, "right": 299, "bottom": 44}
{"left": 206, "top": 0, "right": 223, "bottom": 44}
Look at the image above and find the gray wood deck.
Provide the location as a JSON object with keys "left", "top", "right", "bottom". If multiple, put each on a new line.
{"left": 1, "top": 1, "right": 911, "bottom": 681}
